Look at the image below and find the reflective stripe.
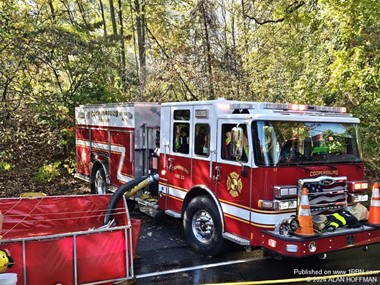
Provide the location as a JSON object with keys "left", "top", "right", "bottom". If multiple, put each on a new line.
{"left": 329, "top": 222, "right": 339, "bottom": 228}
{"left": 332, "top": 213, "right": 347, "bottom": 226}
{"left": 162, "top": 185, "right": 293, "bottom": 226}
{"left": 299, "top": 205, "right": 311, "bottom": 216}
{"left": 371, "top": 199, "right": 380, "bottom": 207}
{"left": 77, "top": 139, "right": 132, "bottom": 183}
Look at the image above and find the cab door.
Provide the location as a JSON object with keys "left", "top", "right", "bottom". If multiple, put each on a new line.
{"left": 164, "top": 106, "right": 193, "bottom": 213}
{"left": 215, "top": 120, "right": 252, "bottom": 241}
{"left": 191, "top": 108, "right": 216, "bottom": 193}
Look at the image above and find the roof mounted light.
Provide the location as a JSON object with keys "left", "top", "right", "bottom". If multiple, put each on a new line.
{"left": 217, "top": 103, "right": 230, "bottom": 111}
{"left": 262, "top": 103, "right": 346, "bottom": 113}
{"left": 314, "top": 105, "right": 346, "bottom": 113}
{"left": 289, "top": 104, "right": 308, "bottom": 111}
{"left": 230, "top": 103, "right": 255, "bottom": 110}
{"left": 262, "top": 103, "right": 289, "bottom": 110}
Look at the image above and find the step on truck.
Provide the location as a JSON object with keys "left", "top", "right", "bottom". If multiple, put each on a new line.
{"left": 75, "top": 99, "right": 380, "bottom": 257}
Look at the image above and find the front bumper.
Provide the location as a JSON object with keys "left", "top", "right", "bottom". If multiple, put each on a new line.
{"left": 261, "top": 225, "right": 380, "bottom": 257}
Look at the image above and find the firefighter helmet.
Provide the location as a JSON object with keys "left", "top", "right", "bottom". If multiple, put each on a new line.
{"left": 279, "top": 215, "right": 299, "bottom": 236}
{"left": 0, "top": 249, "right": 14, "bottom": 273}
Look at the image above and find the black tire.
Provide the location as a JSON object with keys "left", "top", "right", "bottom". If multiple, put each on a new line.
{"left": 262, "top": 248, "right": 283, "bottom": 260}
{"left": 91, "top": 166, "right": 107, "bottom": 194}
{"left": 183, "top": 195, "right": 224, "bottom": 256}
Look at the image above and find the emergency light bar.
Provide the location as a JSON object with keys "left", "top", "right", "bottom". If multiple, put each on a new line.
{"left": 229, "top": 103, "right": 255, "bottom": 110}
{"left": 261, "top": 103, "right": 346, "bottom": 113}
{"left": 224, "top": 100, "right": 347, "bottom": 114}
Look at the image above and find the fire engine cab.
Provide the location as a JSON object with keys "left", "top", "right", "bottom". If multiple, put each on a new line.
{"left": 75, "top": 99, "right": 380, "bottom": 257}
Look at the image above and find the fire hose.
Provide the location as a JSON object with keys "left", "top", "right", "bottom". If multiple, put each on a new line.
{"left": 104, "top": 174, "right": 159, "bottom": 225}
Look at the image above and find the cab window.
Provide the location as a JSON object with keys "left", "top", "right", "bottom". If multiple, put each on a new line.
{"left": 194, "top": 124, "right": 210, "bottom": 157}
{"left": 221, "top": 124, "right": 248, "bottom": 162}
{"left": 173, "top": 123, "right": 190, "bottom": 154}
{"left": 174, "top": 110, "right": 190, "bottom": 120}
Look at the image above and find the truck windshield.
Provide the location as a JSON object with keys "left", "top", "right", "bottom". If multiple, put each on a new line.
{"left": 253, "top": 121, "right": 362, "bottom": 166}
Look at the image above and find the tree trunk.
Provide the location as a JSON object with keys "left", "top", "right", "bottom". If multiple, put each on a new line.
{"left": 109, "top": 0, "right": 118, "bottom": 35}
{"left": 240, "top": 0, "right": 250, "bottom": 98}
{"left": 200, "top": 0, "right": 214, "bottom": 99}
{"left": 48, "top": 0, "right": 55, "bottom": 20}
{"left": 118, "top": 0, "right": 127, "bottom": 91}
{"left": 128, "top": 0, "right": 139, "bottom": 87}
{"left": 134, "top": 0, "right": 146, "bottom": 101}
{"left": 99, "top": 0, "right": 107, "bottom": 36}
{"left": 76, "top": 0, "right": 88, "bottom": 26}
{"left": 61, "top": 0, "right": 75, "bottom": 25}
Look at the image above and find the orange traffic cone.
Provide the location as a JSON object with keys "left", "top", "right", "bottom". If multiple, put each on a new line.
{"left": 368, "top": 182, "right": 380, "bottom": 225}
{"left": 295, "top": 187, "right": 315, "bottom": 236}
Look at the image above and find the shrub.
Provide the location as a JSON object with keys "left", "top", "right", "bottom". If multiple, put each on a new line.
{"left": 63, "top": 157, "right": 76, "bottom": 175}
{"left": 0, "top": 162, "right": 12, "bottom": 172}
{"left": 33, "top": 162, "right": 61, "bottom": 183}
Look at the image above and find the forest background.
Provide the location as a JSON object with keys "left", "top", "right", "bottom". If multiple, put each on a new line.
{"left": 0, "top": 0, "right": 379, "bottom": 196}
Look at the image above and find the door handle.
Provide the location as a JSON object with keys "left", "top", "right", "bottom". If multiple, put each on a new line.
{"left": 213, "top": 166, "right": 220, "bottom": 181}
{"left": 168, "top": 158, "right": 173, "bottom": 170}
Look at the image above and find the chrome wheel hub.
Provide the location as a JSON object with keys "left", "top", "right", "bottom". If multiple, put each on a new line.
{"left": 94, "top": 170, "right": 106, "bottom": 194}
{"left": 192, "top": 210, "right": 214, "bottom": 243}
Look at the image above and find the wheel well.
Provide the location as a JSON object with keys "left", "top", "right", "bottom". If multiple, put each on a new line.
{"left": 90, "top": 161, "right": 108, "bottom": 184}
{"left": 182, "top": 186, "right": 225, "bottom": 231}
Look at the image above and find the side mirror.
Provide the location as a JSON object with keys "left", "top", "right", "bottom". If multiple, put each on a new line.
{"left": 231, "top": 127, "right": 244, "bottom": 158}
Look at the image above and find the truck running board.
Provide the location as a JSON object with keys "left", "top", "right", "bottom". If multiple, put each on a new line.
{"left": 165, "top": 210, "right": 181, "bottom": 218}
{"left": 223, "top": 232, "right": 250, "bottom": 246}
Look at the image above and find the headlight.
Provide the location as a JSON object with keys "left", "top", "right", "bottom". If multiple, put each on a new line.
{"left": 349, "top": 193, "right": 368, "bottom": 203}
{"left": 347, "top": 181, "right": 369, "bottom": 193}
{"left": 273, "top": 199, "right": 297, "bottom": 210}
{"left": 259, "top": 199, "right": 297, "bottom": 210}
{"left": 274, "top": 200, "right": 289, "bottom": 210}
{"left": 273, "top": 186, "right": 298, "bottom": 198}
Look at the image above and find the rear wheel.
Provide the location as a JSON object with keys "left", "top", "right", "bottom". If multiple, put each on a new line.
{"left": 91, "top": 166, "right": 107, "bottom": 194}
{"left": 183, "top": 195, "right": 224, "bottom": 256}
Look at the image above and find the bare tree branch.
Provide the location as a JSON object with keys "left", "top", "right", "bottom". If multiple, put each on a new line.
{"left": 243, "top": 0, "right": 305, "bottom": 25}
{"left": 145, "top": 25, "right": 198, "bottom": 101}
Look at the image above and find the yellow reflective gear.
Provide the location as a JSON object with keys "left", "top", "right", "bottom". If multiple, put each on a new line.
{"left": 332, "top": 213, "right": 347, "bottom": 226}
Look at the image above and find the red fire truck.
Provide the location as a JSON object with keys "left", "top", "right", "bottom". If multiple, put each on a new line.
{"left": 75, "top": 99, "right": 380, "bottom": 257}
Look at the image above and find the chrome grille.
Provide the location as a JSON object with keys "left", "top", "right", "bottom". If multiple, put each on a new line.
{"left": 298, "top": 176, "right": 347, "bottom": 215}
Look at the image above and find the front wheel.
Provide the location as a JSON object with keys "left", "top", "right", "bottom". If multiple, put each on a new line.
{"left": 91, "top": 166, "right": 107, "bottom": 194}
{"left": 183, "top": 195, "right": 224, "bottom": 256}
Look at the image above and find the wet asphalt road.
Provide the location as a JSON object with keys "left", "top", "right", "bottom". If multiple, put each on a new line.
{"left": 131, "top": 210, "right": 380, "bottom": 285}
